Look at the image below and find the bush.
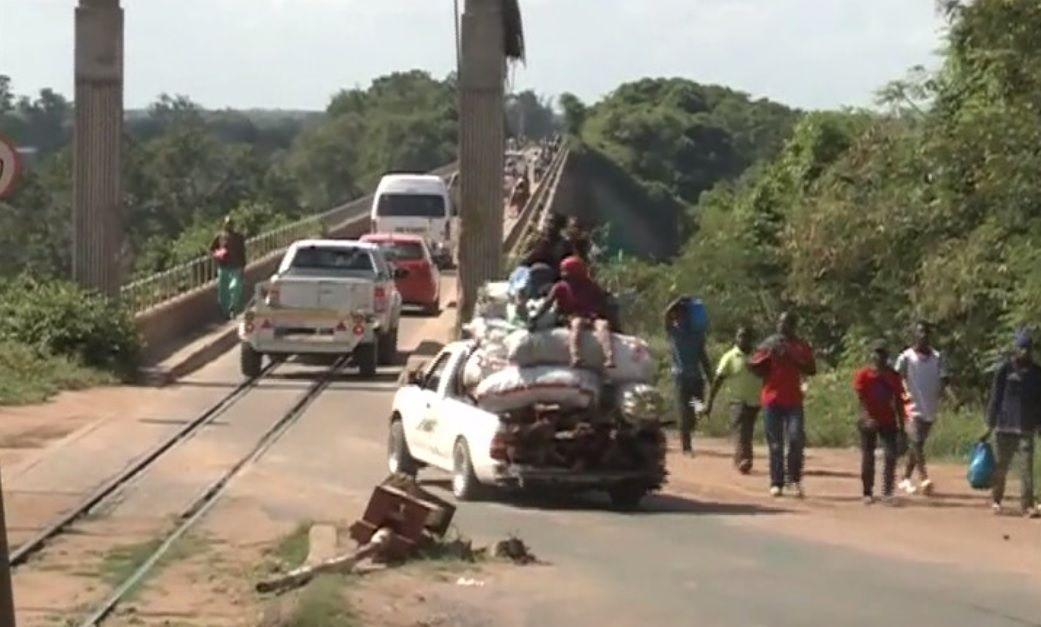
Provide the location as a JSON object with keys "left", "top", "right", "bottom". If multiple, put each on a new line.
{"left": 0, "top": 340, "right": 114, "bottom": 405}
{"left": 0, "top": 277, "right": 139, "bottom": 377}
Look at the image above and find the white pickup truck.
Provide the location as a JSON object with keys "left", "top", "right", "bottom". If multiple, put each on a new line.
{"left": 388, "top": 341, "right": 667, "bottom": 510}
{"left": 238, "top": 240, "right": 403, "bottom": 378}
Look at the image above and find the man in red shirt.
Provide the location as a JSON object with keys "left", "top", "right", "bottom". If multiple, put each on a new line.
{"left": 853, "top": 341, "right": 905, "bottom": 504}
{"left": 529, "top": 256, "right": 615, "bottom": 369}
{"left": 749, "top": 311, "right": 816, "bottom": 497}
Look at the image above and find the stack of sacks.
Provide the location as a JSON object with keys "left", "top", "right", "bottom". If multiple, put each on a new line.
{"left": 476, "top": 281, "right": 511, "bottom": 319}
{"left": 505, "top": 328, "right": 655, "bottom": 383}
{"left": 473, "top": 366, "right": 601, "bottom": 413}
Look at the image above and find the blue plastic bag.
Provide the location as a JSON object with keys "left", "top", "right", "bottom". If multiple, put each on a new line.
{"left": 507, "top": 266, "right": 531, "bottom": 298}
{"left": 967, "top": 441, "right": 995, "bottom": 490}
{"left": 687, "top": 298, "right": 709, "bottom": 336}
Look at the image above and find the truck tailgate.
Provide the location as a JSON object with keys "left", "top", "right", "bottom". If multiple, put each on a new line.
{"left": 273, "top": 277, "right": 374, "bottom": 311}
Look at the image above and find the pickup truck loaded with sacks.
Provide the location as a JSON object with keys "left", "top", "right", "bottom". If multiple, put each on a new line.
{"left": 389, "top": 278, "right": 668, "bottom": 510}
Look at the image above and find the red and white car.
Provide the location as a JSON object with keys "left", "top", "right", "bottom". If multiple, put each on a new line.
{"left": 361, "top": 233, "right": 441, "bottom": 316}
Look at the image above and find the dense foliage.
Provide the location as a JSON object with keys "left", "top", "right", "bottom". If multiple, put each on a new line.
{"left": 607, "top": 1, "right": 1041, "bottom": 400}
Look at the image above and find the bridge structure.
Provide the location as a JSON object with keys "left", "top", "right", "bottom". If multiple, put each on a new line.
{"left": 60, "top": 0, "right": 564, "bottom": 372}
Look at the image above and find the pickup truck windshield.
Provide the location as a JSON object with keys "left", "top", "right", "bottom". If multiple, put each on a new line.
{"left": 377, "top": 194, "right": 446, "bottom": 218}
{"left": 286, "top": 247, "right": 375, "bottom": 275}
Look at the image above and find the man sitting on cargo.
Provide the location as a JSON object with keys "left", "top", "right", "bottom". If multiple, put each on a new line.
{"left": 529, "top": 256, "right": 616, "bottom": 371}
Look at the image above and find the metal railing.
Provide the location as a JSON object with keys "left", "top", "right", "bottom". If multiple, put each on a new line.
{"left": 504, "top": 142, "right": 568, "bottom": 262}
{"left": 122, "top": 163, "right": 458, "bottom": 313}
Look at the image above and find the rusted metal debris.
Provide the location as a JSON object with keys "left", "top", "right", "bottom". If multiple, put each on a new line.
{"left": 256, "top": 476, "right": 541, "bottom": 595}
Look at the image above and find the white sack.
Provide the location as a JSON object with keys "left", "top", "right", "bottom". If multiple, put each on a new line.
{"left": 474, "top": 366, "right": 601, "bottom": 413}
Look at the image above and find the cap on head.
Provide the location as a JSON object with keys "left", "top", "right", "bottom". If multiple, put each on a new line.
{"left": 1014, "top": 329, "right": 1033, "bottom": 351}
{"left": 560, "top": 255, "right": 588, "bottom": 280}
{"left": 871, "top": 339, "right": 888, "bottom": 354}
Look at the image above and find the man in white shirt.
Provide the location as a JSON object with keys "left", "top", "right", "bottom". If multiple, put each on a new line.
{"left": 895, "top": 321, "right": 950, "bottom": 496}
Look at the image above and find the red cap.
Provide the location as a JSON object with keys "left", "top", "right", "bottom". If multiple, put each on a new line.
{"left": 560, "top": 255, "right": 588, "bottom": 280}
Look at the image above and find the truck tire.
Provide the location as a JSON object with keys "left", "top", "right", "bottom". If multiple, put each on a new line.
{"left": 608, "top": 484, "right": 647, "bottom": 511}
{"left": 452, "top": 439, "right": 482, "bottom": 501}
{"left": 355, "top": 341, "right": 377, "bottom": 378}
{"left": 240, "top": 344, "right": 263, "bottom": 378}
{"left": 387, "top": 418, "right": 418, "bottom": 476}
{"left": 378, "top": 327, "right": 398, "bottom": 365}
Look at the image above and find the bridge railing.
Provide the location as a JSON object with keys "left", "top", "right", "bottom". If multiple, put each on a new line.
{"left": 504, "top": 142, "right": 568, "bottom": 263}
{"left": 122, "top": 163, "right": 458, "bottom": 313}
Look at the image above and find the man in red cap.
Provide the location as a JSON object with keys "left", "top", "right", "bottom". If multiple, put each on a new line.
{"left": 529, "top": 255, "right": 615, "bottom": 369}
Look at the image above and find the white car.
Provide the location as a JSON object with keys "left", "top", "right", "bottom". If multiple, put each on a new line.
{"left": 387, "top": 341, "right": 666, "bottom": 507}
{"left": 239, "top": 240, "right": 403, "bottom": 378}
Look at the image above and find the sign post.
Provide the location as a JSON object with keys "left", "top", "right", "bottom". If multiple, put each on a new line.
{"left": 0, "top": 134, "right": 21, "bottom": 199}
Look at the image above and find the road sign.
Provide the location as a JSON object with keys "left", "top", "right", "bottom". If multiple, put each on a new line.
{"left": 0, "top": 134, "right": 21, "bottom": 199}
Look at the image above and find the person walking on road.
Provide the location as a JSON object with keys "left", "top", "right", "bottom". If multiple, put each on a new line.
{"left": 749, "top": 311, "right": 816, "bottom": 498}
{"left": 705, "top": 326, "right": 761, "bottom": 474}
{"left": 665, "top": 298, "right": 712, "bottom": 456}
{"left": 895, "top": 321, "right": 949, "bottom": 496}
{"left": 853, "top": 341, "right": 905, "bottom": 505}
{"left": 210, "top": 216, "right": 247, "bottom": 319}
{"left": 982, "top": 331, "right": 1041, "bottom": 518}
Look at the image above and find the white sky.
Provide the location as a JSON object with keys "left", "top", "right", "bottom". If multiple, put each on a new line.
{"left": 1, "top": 0, "right": 947, "bottom": 111}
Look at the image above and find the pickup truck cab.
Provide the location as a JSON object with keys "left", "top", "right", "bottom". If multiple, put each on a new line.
{"left": 388, "top": 341, "right": 666, "bottom": 509}
{"left": 238, "top": 239, "right": 403, "bottom": 378}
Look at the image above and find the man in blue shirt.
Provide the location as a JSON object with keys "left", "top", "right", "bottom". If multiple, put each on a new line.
{"left": 665, "top": 298, "right": 712, "bottom": 455}
{"left": 982, "top": 330, "right": 1041, "bottom": 518}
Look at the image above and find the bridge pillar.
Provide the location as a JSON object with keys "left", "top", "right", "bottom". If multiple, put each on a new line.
{"left": 457, "top": 0, "right": 505, "bottom": 328}
{"left": 73, "top": 0, "right": 124, "bottom": 296}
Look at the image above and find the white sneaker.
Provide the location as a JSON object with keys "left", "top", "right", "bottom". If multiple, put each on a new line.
{"left": 770, "top": 486, "right": 782, "bottom": 498}
{"left": 793, "top": 483, "right": 805, "bottom": 499}
{"left": 898, "top": 478, "right": 917, "bottom": 495}
{"left": 992, "top": 502, "right": 1002, "bottom": 515}
{"left": 880, "top": 495, "right": 898, "bottom": 506}
{"left": 919, "top": 479, "right": 934, "bottom": 496}
{"left": 862, "top": 495, "right": 875, "bottom": 505}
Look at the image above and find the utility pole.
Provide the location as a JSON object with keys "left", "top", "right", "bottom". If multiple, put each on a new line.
{"left": 0, "top": 470, "right": 15, "bottom": 626}
{"left": 74, "top": 0, "right": 124, "bottom": 296}
{"left": 456, "top": 0, "right": 506, "bottom": 329}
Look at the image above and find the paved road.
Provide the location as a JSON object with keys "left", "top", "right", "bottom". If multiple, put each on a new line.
{"left": 211, "top": 304, "right": 1041, "bottom": 627}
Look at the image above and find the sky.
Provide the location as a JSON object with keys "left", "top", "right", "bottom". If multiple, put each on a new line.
{"left": 1, "top": 0, "right": 948, "bottom": 111}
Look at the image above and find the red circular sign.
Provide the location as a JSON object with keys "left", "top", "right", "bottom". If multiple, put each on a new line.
{"left": 0, "top": 134, "right": 22, "bottom": 199}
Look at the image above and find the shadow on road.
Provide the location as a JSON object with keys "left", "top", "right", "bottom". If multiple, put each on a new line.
{"left": 417, "top": 479, "right": 791, "bottom": 516}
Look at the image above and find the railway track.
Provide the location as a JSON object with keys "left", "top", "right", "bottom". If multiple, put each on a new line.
{"left": 76, "top": 357, "right": 348, "bottom": 626}
{"left": 8, "top": 361, "right": 281, "bottom": 567}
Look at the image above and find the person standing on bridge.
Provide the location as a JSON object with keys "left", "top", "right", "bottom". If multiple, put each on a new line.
{"left": 853, "top": 341, "right": 905, "bottom": 505}
{"left": 749, "top": 311, "right": 816, "bottom": 498}
{"left": 705, "top": 325, "right": 761, "bottom": 473}
{"left": 981, "top": 330, "right": 1041, "bottom": 518}
{"left": 210, "top": 216, "right": 246, "bottom": 319}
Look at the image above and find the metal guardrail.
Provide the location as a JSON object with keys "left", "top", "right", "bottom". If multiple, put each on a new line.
{"left": 504, "top": 143, "right": 568, "bottom": 263}
{"left": 122, "top": 163, "right": 458, "bottom": 313}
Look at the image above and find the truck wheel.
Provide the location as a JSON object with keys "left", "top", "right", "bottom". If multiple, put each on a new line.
{"left": 240, "top": 344, "right": 263, "bottom": 378}
{"left": 388, "top": 419, "right": 418, "bottom": 476}
{"left": 355, "top": 341, "right": 377, "bottom": 378}
{"left": 608, "top": 484, "right": 646, "bottom": 511}
{"left": 378, "top": 327, "right": 398, "bottom": 365}
{"left": 452, "top": 439, "right": 481, "bottom": 501}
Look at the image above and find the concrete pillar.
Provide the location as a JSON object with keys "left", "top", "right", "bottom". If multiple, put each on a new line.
{"left": 74, "top": 0, "right": 123, "bottom": 296}
{"left": 456, "top": 0, "right": 505, "bottom": 330}
{"left": 0, "top": 470, "right": 13, "bottom": 627}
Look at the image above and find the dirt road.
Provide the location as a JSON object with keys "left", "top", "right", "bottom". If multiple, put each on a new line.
{"left": 5, "top": 280, "right": 1040, "bottom": 626}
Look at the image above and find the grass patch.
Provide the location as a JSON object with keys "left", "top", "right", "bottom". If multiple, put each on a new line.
{"left": 272, "top": 522, "right": 312, "bottom": 570}
{"left": 0, "top": 340, "right": 114, "bottom": 405}
{"left": 97, "top": 533, "right": 211, "bottom": 600}
{"left": 266, "top": 574, "right": 359, "bottom": 627}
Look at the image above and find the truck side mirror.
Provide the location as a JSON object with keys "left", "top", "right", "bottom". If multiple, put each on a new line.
{"left": 394, "top": 267, "right": 409, "bottom": 279}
